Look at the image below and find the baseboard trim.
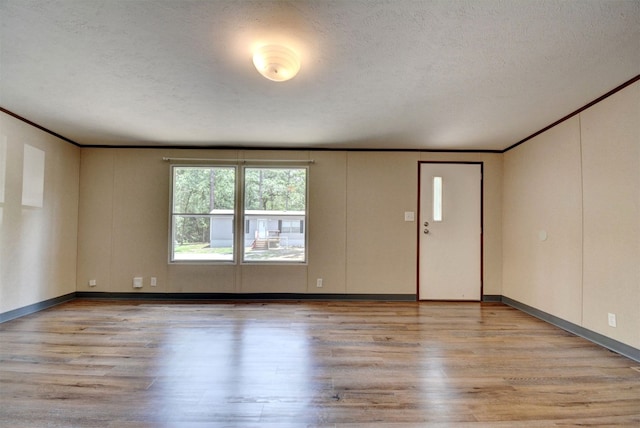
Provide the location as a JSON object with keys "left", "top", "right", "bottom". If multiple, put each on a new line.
{"left": 3, "top": 292, "right": 638, "bottom": 362}
{"left": 0, "top": 292, "right": 76, "bottom": 323}
{"left": 75, "top": 292, "right": 417, "bottom": 301}
{"left": 502, "top": 296, "right": 640, "bottom": 363}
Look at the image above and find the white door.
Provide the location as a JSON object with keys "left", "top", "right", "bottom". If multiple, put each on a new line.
{"left": 419, "top": 163, "right": 482, "bottom": 300}
{"left": 256, "top": 219, "right": 268, "bottom": 238}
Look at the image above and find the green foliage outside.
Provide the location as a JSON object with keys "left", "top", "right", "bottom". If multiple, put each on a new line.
{"left": 173, "top": 167, "right": 235, "bottom": 214}
{"left": 172, "top": 167, "right": 307, "bottom": 247}
{"left": 244, "top": 168, "right": 306, "bottom": 211}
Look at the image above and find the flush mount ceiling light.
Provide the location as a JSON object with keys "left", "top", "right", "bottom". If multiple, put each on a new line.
{"left": 252, "top": 45, "right": 300, "bottom": 82}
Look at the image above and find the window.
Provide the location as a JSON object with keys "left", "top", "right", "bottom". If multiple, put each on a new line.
{"left": 243, "top": 167, "right": 307, "bottom": 263}
{"left": 433, "top": 176, "right": 443, "bottom": 222}
{"left": 171, "top": 166, "right": 236, "bottom": 262}
{"left": 170, "top": 165, "right": 307, "bottom": 264}
{"left": 280, "top": 220, "right": 303, "bottom": 234}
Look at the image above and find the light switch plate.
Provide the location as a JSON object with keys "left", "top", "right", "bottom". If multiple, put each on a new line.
{"left": 404, "top": 211, "right": 415, "bottom": 222}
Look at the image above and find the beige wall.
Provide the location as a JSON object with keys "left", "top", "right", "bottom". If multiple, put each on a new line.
{"left": 0, "top": 112, "right": 80, "bottom": 313}
{"left": 76, "top": 148, "right": 503, "bottom": 297}
{"left": 581, "top": 82, "right": 639, "bottom": 348}
{"left": 345, "top": 152, "right": 420, "bottom": 294}
{"left": 503, "top": 81, "right": 639, "bottom": 348}
{"left": 503, "top": 118, "right": 583, "bottom": 324}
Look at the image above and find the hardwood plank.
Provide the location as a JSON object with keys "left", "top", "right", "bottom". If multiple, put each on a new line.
{"left": 1, "top": 300, "right": 639, "bottom": 426}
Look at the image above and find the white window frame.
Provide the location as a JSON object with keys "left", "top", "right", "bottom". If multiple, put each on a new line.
{"left": 169, "top": 164, "right": 238, "bottom": 264}
{"left": 240, "top": 165, "right": 308, "bottom": 264}
{"left": 169, "top": 163, "right": 309, "bottom": 265}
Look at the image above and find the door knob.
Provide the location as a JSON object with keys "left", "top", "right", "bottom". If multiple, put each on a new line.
{"left": 424, "top": 229, "right": 429, "bottom": 234}
{"left": 423, "top": 221, "right": 429, "bottom": 227}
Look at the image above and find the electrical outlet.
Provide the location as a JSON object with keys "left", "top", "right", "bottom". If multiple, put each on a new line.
{"left": 133, "top": 277, "right": 143, "bottom": 288}
{"left": 607, "top": 313, "right": 617, "bottom": 328}
{"left": 316, "top": 278, "right": 323, "bottom": 288}
{"left": 88, "top": 279, "right": 97, "bottom": 287}
{"left": 150, "top": 277, "right": 157, "bottom": 287}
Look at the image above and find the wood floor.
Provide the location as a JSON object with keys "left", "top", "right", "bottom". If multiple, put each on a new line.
{"left": 1, "top": 300, "right": 639, "bottom": 427}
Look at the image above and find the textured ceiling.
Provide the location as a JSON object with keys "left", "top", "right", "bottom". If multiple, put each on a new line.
{"left": 1, "top": 0, "right": 639, "bottom": 150}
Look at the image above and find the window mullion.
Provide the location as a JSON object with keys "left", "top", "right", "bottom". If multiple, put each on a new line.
{"left": 236, "top": 165, "right": 245, "bottom": 263}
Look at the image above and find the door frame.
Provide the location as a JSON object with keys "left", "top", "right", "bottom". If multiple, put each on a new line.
{"left": 416, "top": 161, "right": 484, "bottom": 301}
